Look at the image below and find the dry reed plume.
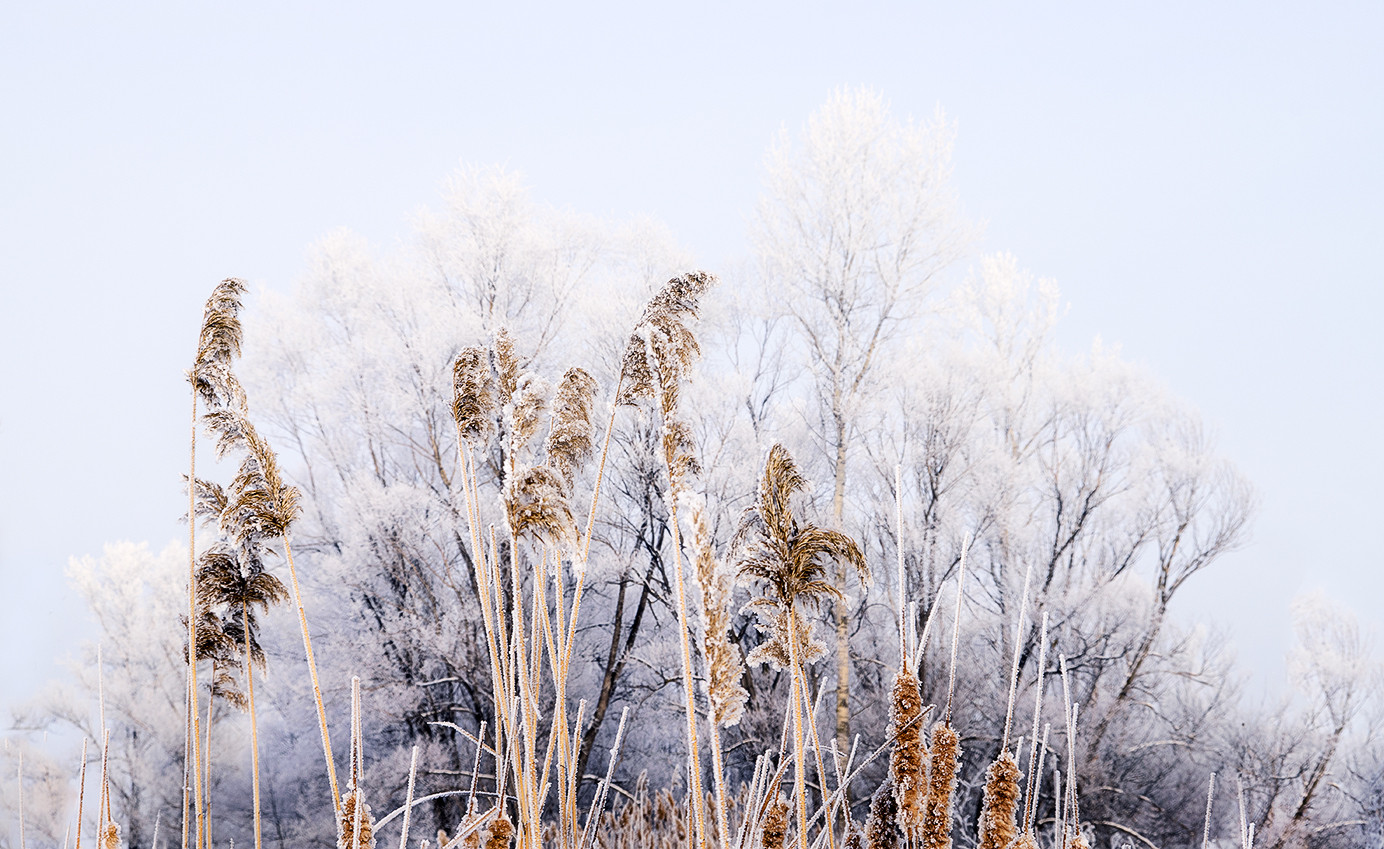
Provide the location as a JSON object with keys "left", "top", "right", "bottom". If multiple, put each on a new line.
{"left": 61, "top": 270, "right": 1122, "bottom": 849}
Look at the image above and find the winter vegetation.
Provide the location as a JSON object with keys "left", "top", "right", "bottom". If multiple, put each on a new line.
{"left": 4, "top": 89, "right": 1382, "bottom": 849}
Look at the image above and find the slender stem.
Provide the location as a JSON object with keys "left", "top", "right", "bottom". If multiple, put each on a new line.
{"left": 245, "top": 604, "right": 263, "bottom": 849}
{"left": 188, "top": 388, "right": 205, "bottom": 849}
{"left": 1001, "top": 560, "right": 1033, "bottom": 752}
{"left": 182, "top": 672, "right": 190, "bottom": 849}
{"left": 283, "top": 537, "right": 341, "bottom": 817}
{"left": 75, "top": 738, "right": 87, "bottom": 849}
{"left": 664, "top": 472, "right": 707, "bottom": 848}
{"left": 708, "top": 709, "right": 730, "bottom": 848}
{"left": 399, "top": 747, "right": 419, "bottom": 849}
{"left": 944, "top": 534, "right": 970, "bottom": 723}
{"left": 783, "top": 613, "right": 809, "bottom": 849}
{"left": 204, "top": 670, "right": 214, "bottom": 849}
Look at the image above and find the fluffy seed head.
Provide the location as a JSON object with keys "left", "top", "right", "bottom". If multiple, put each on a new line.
{"left": 504, "top": 464, "right": 575, "bottom": 549}
{"left": 685, "top": 495, "right": 748, "bottom": 726}
{"left": 545, "top": 367, "right": 598, "bottom": 488}
{"left": 511, "top": 372, "right": 551, "bottom": 452}
{"left": 493, "top": 329, "right": 519, "bottom": 404}
{"left": 451, "top": 346, "right": 495, "bottom": 446}
{"left": 617, "top": 271, "right": 717, "bottom": 407}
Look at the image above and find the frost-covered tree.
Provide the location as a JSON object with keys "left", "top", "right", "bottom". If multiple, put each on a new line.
{"left": 754, "top": 86, "right": 968, "bottom": 753}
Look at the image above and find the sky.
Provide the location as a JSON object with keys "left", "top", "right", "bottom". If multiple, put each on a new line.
{"left": 1, "top": 2, "right": 1381, "bottom": 719}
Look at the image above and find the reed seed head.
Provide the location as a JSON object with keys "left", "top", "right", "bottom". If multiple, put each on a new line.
{"left": 684, "top": 495, "right": 748, "bottom": 726}
{"left": 734, "top": 444, "right": 868, "bottom": 669}
{"left": 511, "top": 372, "right": 551, "bottom": 452}
{"left": 617, "top": 271, "right": 717, "bottom": 407}
{"left": 451, "top": 346, "right": 496, "bottom": 446}
{"left": 545, "top": 367, "right": 598, "bottom": 488}
{"left": 102, "top": 820, "right": 120, "bottom": 849}
{"left": 504, "top": 464, "right": 575, "bottom": 549}
{"left": 492, "top": 329, "right": 520, "bottom": 404}
{"left": 193, "top": 278, "right": 247, "bottom": 406}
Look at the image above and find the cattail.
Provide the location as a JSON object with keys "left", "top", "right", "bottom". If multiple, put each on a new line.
{"left": 922, "top": 722, "right": 959, "bottom": 849}
{"left": 339, "top": 791, "right": 375, "bottom": 849}
{"left": 545, "top": 367, "right": 598, "bottom": 488}
{"left": 975, "top": 752, "right": 1021, "bottom": 849}
{"left": 842, "top": 828, "right": 865, "bottom": 849}
{"left": 865, "top": 779, "right": 899, "bottom": 849}
{"left": 760, "top": 797, "right": 789, "bottom": 849}
{"left": 1008, "top": 835, "right": 1038, "bottom": 849}
{"left": 482, "top": 818, "right": 512, "bottom": 849}
{"left": 102, "top": 822, "right": 119, "bottom": 849}
{"left": 888, "top": 669, "right": 926, "bottom": 839}
{"left": 451, "top": 346, "right": 495, "bottom": 446}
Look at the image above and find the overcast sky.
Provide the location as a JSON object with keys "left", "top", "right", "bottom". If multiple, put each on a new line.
{"left": 2, "top": 2, "right": 1381, "bottom": 719}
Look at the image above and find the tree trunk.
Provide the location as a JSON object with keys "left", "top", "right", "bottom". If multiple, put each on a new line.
{"left": 831, "top": 409, "right": 851, "bottom": 761}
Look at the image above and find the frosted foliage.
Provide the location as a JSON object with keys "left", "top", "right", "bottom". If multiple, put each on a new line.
{"left": 14, "top": 93, "right": 1382, "bottom": 849}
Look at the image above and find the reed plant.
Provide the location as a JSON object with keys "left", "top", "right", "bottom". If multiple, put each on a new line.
{"left": 57, "top": 272, "right": 1120, "bottom": 849}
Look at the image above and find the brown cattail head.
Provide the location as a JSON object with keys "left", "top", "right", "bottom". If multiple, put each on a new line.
{"left": 545, "top": 367, "right": 598, "bottom": 488}
{"left": 922, "top": 722, "right": 960, "bottom": 849}
{"left": 842, "top": 828, "right": 865, "bottom": 849}
{"left": 452, "top": 346, "right": 496, "bottom": 446}
{"left": 338, "top": 789, "right": 376, "bottom": 849}
{"left": 102, "top": 820, "right": 120, "bottom": 849}
{"left": 976, "top": 752, "right": 1022, "bottom": 849}
{"left": 685, "top": 495, "right": 748, "bottom": 727}
{"left": 889, "top": 668, "right": 927, "bottom": 840}
{"left": 760, "top": 796, "right": 790, "bottom": 849}
{"left": 1009, "top": 834, "right": 1039, "bottom": 849}
{"left": 483, "top": 817, "right": 513, "bottom": 849}
{"left": 865, "top": 778, "right": 900, "bottom": 849}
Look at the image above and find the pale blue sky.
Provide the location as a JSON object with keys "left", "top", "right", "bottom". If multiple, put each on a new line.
{"left": 2, "top": 2, "right": 1381, "bottom": 715}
